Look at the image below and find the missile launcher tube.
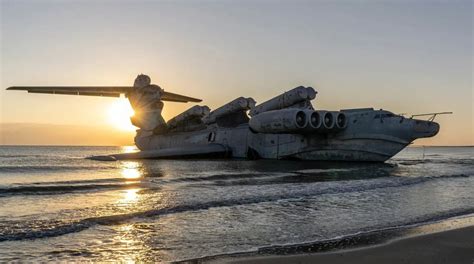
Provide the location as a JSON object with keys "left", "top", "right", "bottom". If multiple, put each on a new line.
{"left": 167, "top": 105, "right": 210, "bottom": 128}
{"left": 205, "top": 97, "right": 256, "bottom": 124}
{"left": 249, "top": 86, "right": 317, "bottom": 116}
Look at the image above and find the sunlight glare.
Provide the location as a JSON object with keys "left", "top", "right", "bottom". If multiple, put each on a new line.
{"left": 121, "top": 161, "right": 141, "bottom": 179}
{"left": 124, "top": 189, "right": 139, "bottom": 202}
{"left": 107, "top": 99, "right": 136, "bottom": 132}
{"left": 122, "top": 168, "right": 141, "bottom": 179}
{"left": 121, "top": 161, "right": 142, "bottom": 179}
{"left": 117, "top": 188, "right": 141, "bottom": 206}
{"left": 121, "top": 145, "right": 138, "bottom": 153}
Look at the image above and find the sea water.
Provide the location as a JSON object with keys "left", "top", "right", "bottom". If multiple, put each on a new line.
{"left": 0, "top": 146, "right": 472, "bottom": 262}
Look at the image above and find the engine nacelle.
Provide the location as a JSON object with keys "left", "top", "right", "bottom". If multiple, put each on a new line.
{"left": 249, "top": 86, "right": 317, "bottom": 116}
{"left": 249, "top": 109, "right": 308, "bottom": 133}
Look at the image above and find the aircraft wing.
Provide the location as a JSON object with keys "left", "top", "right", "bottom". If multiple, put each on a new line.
{"left": 7, "top": 86, "right": 129, "bottom": 97}
{"left": 6, "top": 86, "right": 202, "bottom": 102}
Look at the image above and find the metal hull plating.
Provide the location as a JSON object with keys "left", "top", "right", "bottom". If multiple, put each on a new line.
{"left": 135, "top": 109, "right": 438, "bottom": 162}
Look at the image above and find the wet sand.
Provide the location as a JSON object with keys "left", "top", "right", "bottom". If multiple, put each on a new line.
{"left": 216, "top": 226, "right": 474, "bottom": 264}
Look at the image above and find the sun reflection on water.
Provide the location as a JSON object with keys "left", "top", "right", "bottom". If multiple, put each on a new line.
{"left": 117, "top": 188, "right": 141, "bottom": 208}
{"left": 118, "top": 161, "right": 143, "bottom": 206}
{"left": 121, "top": 145, "right": 138, "bottom": 153}
{"left": 123, "top": 189, "right": 140, "bottom": 203}
{"left": 112, "top": 224, "right": 143, "bottom": 262}
{"left": 122, "top": 168, "right": 141, "bottom": 179}
{"left": 121, "top": 161, "right": 142, "bottom": 180}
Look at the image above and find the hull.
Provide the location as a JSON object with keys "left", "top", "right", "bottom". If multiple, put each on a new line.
{"left": 291, "top": 139, "right": 408, "bottom": 162}
{"left": 134, "top": 109, "right": 438, "bottom": 162}
{"left": 135, "top": 124, "right": 410, "bottom": 162}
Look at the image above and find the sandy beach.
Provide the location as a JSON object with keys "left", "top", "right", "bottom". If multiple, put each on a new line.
{"left": 216, "top": 226, "right": 474, "bottom": 264}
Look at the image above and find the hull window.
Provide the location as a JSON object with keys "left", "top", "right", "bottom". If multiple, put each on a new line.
{"left": 208, "top": 132, "right": 216, "bottom": 142}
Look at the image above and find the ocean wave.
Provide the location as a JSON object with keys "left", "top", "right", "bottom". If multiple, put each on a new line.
{"left": 395, "top": 158, "right": 474, "bottom": 166}
{"left": 204, "top": 168, "right": 472, "bottom": 186}
{"left": 0, "top": 182, "right": 142, "bottom": 197}
{"left": 157, "top": 166, "right": 393, "bottom": 185}
{"left": 0, "top": 154, "right": 45, "bottom": 158}
{"left": 294, "top": 168, "right": 359, "bottom": 174}
{"left": 181, "top": 208, "right": 474, "bottom": 262}
{"left": 255, "top": 208, "right": 474, "bottom": 254}
{"left": 27, "top": 177, "right": 132, "bottom": 186}
{"left": 0, "top": 172, "right": 472, "bottom": 242}
{"left": 159, "top": 172, "right": 297, "bottom": 184}
{"left": 0, "top": 165, "right": 112, "bottom": 173}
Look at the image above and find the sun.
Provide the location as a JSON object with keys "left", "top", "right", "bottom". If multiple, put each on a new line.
{"left": 107, "top": 99, "right": 136, "bottom": 132}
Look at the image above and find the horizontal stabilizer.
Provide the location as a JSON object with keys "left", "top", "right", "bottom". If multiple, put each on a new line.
{"left": 87, "top": 144, "right": 230, "bottom": 161}
{"left": 7, "top": 86, "right": 201, "bottom": 103}
{"left": 160, "top": 91, "right": 202, "bottom": 103}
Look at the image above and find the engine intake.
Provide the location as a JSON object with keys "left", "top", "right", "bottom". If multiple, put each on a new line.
{"left": 307, "top": 110, "right": 322, "bottom": 129}
{"left": 300, "top": 110, "right": 348, "bottom": 133}
{"left": 319, "top": 111, "right": 335, "bottom": 130}
{"left": 332, "top": 111, "right": 348, "bottom": 130}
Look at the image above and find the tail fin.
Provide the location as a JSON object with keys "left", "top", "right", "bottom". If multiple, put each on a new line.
{"left": 7, "top": 74, "right": 202, "bottom": 140}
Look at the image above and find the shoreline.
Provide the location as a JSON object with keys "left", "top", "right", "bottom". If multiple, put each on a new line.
{"left": 191, "top": 214, "right": 474, "bottom": 263}
{"left": 224, "top": 226, "right": 474, "bottom": 264}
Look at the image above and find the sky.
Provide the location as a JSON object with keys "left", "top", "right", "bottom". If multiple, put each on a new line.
{"left": 0, "top": 0, "right": 472, "bottom": 146}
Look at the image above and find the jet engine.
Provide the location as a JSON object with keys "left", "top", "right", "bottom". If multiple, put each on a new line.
{"left": 303, "top": 110, "right": 322, "bottom": 131}
{"left": 320, "top": 110, "right": 335, "bottom": 130}
{"left": 299, "top": 110, "right": 346, "bottom": 133}
{"left": 309, "top": 111, "right": 347, "bottom": 132}
{"left": 249, "top": 109, "right": 308, "bottom": 133}
{"left": 332, "top": 111, "right": 348, "bottom": 130}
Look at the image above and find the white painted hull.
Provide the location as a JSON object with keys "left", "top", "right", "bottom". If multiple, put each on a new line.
{"left": 134, "top": 110, "right": 437, "bottom": 162}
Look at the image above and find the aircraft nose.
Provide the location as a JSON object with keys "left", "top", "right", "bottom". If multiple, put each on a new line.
{"left": 413, "top": 120, "right": 440, "bottom": 139}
